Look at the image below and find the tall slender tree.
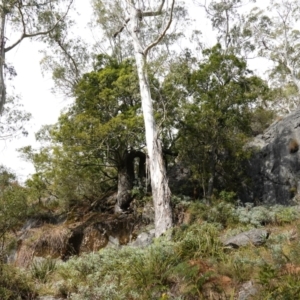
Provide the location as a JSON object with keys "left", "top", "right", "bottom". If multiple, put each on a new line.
{"left": 110, "top": 0, "right": 176, "bottom": 237}
{"left": 241, "top": 0, "right": 300, "bottom": 114}
{"left": 196, "top": 0, "right": 256, "bottom": 57}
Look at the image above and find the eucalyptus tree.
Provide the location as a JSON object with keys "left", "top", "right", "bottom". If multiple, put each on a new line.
{"left": 0, "top": 94, "right": 31, "bottom": 139}
{"left": 245, "top": 0, "right": 300, "bottom": 112}
{"left": 195, "top": 0, "right": 256, "bottom": 57}
{"left": 0, "top": 0, "right": 74, "bottom": 114}
{"left": 91, "top": 0, "right": 182, "bottom": 237}
{"left": 40, "top": 19, "right": 91, "bottom": 97}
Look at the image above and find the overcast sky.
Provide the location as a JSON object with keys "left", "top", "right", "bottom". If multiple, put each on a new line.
{"left": 0, "top": 0, "right": 268, "bottom": 182}
{"left": 0, "top": 0, "right": 94, "bottom": 181}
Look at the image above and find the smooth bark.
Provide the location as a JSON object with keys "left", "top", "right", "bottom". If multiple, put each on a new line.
{"left": 126, "top": 1, "right": 174, "bottom": 237}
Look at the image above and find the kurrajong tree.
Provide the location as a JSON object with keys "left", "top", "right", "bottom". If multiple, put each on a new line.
{"left": 62, "top": 56, "right": 146, "bottom": 211}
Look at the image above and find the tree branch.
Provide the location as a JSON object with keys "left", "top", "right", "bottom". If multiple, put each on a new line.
{"left": 50, "top": 34, "right": 80, "bottom": 80}
{"left": 113, "top": 0, "right": 166, "bottom": 38}
{"left": 113, "top": 18, "right": 130, "bottom": 38}
{"left": 142, "top": 0, "right": 166, "bottom": 17}
{"left": 5, "top": 0, "right": 74, "bottom": 53}
{"left": 143, "top": 0, "right": 175, "bottom": 57}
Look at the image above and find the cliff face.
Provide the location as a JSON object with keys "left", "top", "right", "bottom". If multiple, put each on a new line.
{"left": 242, "top": 109, "right": 300, "bottom": 205}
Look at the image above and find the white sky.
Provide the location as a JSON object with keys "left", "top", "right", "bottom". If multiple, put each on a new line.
{"left": 0, "top": 0, "right": 269, "bottom": 182}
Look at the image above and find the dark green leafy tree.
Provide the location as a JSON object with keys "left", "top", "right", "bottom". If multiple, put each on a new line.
{"left": 177, "top": 44, "right": 269, "bottom": 198}
{"left": 21, "top": 56, "right": 147, "bottom": 210}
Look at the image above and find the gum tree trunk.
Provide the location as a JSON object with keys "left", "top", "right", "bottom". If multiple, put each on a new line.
{"left": 127, "top": 3, "right": 173, "bottom": 237}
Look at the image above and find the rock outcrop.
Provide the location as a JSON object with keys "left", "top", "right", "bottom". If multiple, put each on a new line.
{"left": 13, "top": 212, "right": 138, "bottom": 267}
{"left": 242, "top": 109, "right": 300, "bottom": 205}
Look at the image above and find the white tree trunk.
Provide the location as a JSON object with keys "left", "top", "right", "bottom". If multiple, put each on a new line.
{"left": 0, "top": 4, "right": 6, "bottom": 115}
{"left": 128, "top": 4, "right": 173, "bottom": 237}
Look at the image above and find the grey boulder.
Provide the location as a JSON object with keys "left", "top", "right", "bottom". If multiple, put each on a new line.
{"left": 223, "top": 229, "right": 270, "bottom": 248}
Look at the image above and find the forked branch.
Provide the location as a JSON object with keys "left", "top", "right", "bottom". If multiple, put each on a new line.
{"left": 113, "top": 18, "right": 130, "bottom": 38}
{"left": 5, "top": 0, "right": 74, "bottom": 52}
{"left": 113, "top": 0, "right": 167, "bottom": 39}
{"left": 143, "top": 0, "right": 175, "bottom": 57}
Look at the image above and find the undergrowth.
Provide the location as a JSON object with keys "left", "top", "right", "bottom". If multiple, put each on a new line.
{"left": 4, "top": 198, "right": 300, "bottom": 299}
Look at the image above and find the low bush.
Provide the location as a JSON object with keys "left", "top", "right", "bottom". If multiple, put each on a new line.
{"left": 6, "top": 198, "right": 300, "bottom": 299}
{"left": 175, "top": 222, "right": 224, "bottom": 260}
{"left": 0, "top": 264, "right": 36, "bottom": 300}
{"left": 185, "top": 201, "right": 238, "bottom": 227}
{"left": 236, "top": 205, "right": 300, "bottom": 226}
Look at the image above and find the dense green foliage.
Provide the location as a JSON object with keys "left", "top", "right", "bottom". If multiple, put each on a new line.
{"left": 20, "top": 56, "right": 147, "bottom": 207}
{"left": 173, "top": 45, "right": 270, "bottom": 197}
{"left": 0, "top": 264, "right": 36, "bottom": 300}
{"left": 21, "top": 47, "right": 273, "bottom": 204}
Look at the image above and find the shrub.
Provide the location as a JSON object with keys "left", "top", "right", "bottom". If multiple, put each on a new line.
{"left": 259, "top": 263, "right": 300, "bottom": 299}
{"left": 185, "top": 201, "right": 238, "bottom": 227}
{"left": 0, "top": 264, "right": 36, "bottom": 300}
{"left": 55, "top": 241, "right": 180, "bottom": 299}
{"left": 219, "top": 191, "right": 237, "bottom": 203}
{"left": 236, "top": 205, "right": 272, "bottom": 226}
{"left": 175, "top": 222, "right": 224, "bottom": 260}
{"left": 30, "top": 257, "right": 57, "bottom": 283}
{"left": 236, "top": 205, "right": 300, "bottom": 226}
